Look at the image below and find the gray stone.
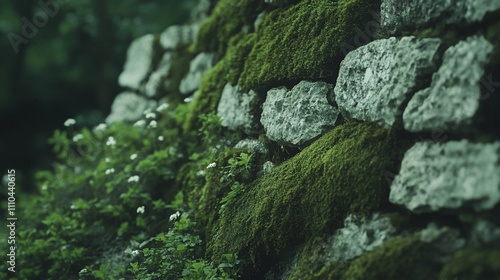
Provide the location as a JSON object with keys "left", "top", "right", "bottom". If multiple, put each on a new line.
{"left": 235, "top": 139, "right": 268, "bottom": 155}
{"left": 179, "top": 52, "right": 217, "bottom": 94}
{"left": 160, "top": 25, "right": 198, "bottom": 50}
{"left": 190, "top": 0, "right": 211, "bottom": 20}
{"left": 262, "top": 161, "right": 274, "bottom": 174}
{"left": 217, "top": 84, "right": 261, "bottom": 135}
{"left": 326, "top": 213, "right": 400, "bottom": 262}
{"left": 106, "top": 92, "right": 157, "bottom": 124}
{"left": 389, "top": 141, "right": 500, "bottom": 213}
{"left": 334, "top": 37, "right": 441, "bottom": 128}
{"left": 144, "top": 52, "right": 174, "bottom": 98}
{"left": 403, "top": 36, "right": 493, "bottom": 132}
{"left": 118, "top": 34, "right": 156, "bottom": 90}
{"left": 262, "top": 81, "right": 338, "bottom": 147}
{"left": 381, "top": 0, "right": 500, "bottom": 34}
{"left": 254, "top": 12, "right": 265, "bottom": 31}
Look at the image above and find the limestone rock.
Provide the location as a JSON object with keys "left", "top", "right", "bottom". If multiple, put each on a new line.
{"left": 217, "top": 84, "right": 261, "bottom": 135}
{"left": 403, "top": 36, "right": 493, "bottom": 132}
{"left": 118, "top": 34, "right": 157, "bottom": 90}
{"left": 106, "top": 92, "right": 157, "bottom": 124}
{"left": 144, "top": 52, "right": 174, "bottom": 98}
{"left": 326, "top": 213, "right": 400, "bottom": 262}
{"left": 160, "top": 25, "right": 198, "bottom": 50}
{"left": 381, "top": 0, "right": 500, "bottom": 34}
{"left": 334, "top": 37, "right": 441, "bottom": 128}
{"left": 389, "top": 141, "right": 500, "bottom": 213}
{"left": 262, "top": 81, "right": 338, "bottom": 147}
{"left": 235, "top": 139, "right": 268, "bottom": 155}
{"left": 179, "top": 52, "right": 217, "bottom": 94}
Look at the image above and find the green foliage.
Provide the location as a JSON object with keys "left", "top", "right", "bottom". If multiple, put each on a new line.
{"left": 207, "top": 122, "right": 399, "bottom": 275}
{"left": 129, "top": 214, "right": 240, "bottom": 280}
{"left": 199, "top": 113, "right": 223, "bottom": 147}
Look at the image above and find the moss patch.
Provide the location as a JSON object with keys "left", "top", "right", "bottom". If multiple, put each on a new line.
{"left": 196, "top": 0, "right": 264, "bottom": 54}
{"left": 206, "top": 122, "right": 399, "bottom": 275}
{"left": 238, "top": 0, "right": 379, "bottom": 91}
{"left": 439, "top": 247, "right": 500, "bottom": 280}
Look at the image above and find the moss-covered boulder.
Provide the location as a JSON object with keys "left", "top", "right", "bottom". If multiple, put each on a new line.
{"left": 206, "top": 122, "right": 399, "bottom": 276}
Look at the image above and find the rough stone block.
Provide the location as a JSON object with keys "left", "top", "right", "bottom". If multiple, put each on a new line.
{"left": 217, "top": 84, "right": 261, "bottom": 135}
{"left": 118, "top": 34, "right": 156, "bottom": 90}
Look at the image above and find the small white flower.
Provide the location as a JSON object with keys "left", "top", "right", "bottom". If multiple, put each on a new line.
{"left": 105, "top": 168, "right": 115, "bottom": 175}
{"left": 145, "top": 112, "right": 156, "bottom": 119}
{"left": 93, "top": 123, "right": 107, "bottom": 133}
{"left": 41, "top": 185, "right": 48, "bottom": 191}
{"left": 156, "top": 103, "right": 169, "bottom": 112}
{"left": 130, "top": 153, "right": 138, "bottom": 160}
{"left": 137, "top": 206, "right": 145, "bottom": 214}
{"left": 128, "top": 175, "right": 140, "bottom": 183}
{"left": 131, "top": 250, "right": 140, "bottom": 257}
{"left": 70, "top": 204, "right": 78, "bottom": 210}
{"left": 72, "top": 134, "right": 84, "bottom": 142}
{"left": 105, "top": 157, "right": 111, "bottom": 163}
{"left": 79, "top": 268, "right": 88, "bottom": 275}
{"left": 143, "top": 109, "right": 153, "bottom": 115}
{"left": 158, "top": 136, "right": 164, "bottom": 141}
{"left": 134, "top": 120, "right": 146, "bottom": 127}
{"left": 148, "top": 120, "right": 157, "bottom": 128}
{"left": 64, "top": 118, "right": 76, "bottom": 127}
{"left": 184, "top": 96, "right": 194, "bottom": 103}
{"left": 106, "top": 136, "right": 116, "bottom": 146}
{"left": 206, "top": 162, "right": 217, "bottom": 169}
{"left": 169, "top": 211, "right": 181, "bottom": 221}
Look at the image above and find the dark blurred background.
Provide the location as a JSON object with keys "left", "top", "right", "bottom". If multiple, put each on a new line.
{"left": 0, "top": 0, "right": 197, "bottom": 192}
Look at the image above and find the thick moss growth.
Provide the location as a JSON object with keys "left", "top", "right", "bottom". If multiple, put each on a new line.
{"left": 207, "top": 122, "right": 399, "bottom": 275}
{"left": 238, "top": 0, "right": 379, "bottom": 91}
{"left": 196, "top": 0, "right": 264, "bottom": 54}
{"left": 439, "top": 247, "right": 500, "bottom": 280}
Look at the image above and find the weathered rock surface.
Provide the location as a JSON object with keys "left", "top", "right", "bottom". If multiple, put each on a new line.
{"left": 334, "top": 37, "right": 441, "bottom": 128}
{"left": 118, "top": 34, "right": 157, "bottom": 90}
{"left": 262, "top": 81, "right": 338, "bottom": 146}
{"left": 235, "top": 139, "right": 268, "bottom": 155}
{"left": 217, "top": 84, "right": 261, "bottom": 135}
{"left": 390, "top": 141, "right": 500, "bottom": 213}
{"left": 381, "top": 0, "right": 500, "bottom": 34}
{"left": 403, "top": 36, "right": 493, "bottom": 132}
{"left": 160, "top": 24, "right": 198, "bottom": 50}
{"left": 106, "top": 92, "right": 157, "bottom": 124}
{"left": 326, "top": 213, "right": 400, "bottom": 262}
{"left": 144, "top": 52, "right": 174, "bottom": 98}
{"left": 180, "top": 52, "right": 217, "bottom": 94}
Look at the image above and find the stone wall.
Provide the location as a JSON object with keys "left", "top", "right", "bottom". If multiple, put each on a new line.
{"left": 107, "top": 0, "right": 500, "bottom": 278}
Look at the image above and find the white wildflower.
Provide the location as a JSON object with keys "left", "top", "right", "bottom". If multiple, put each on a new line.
{"left": 128, "top": 175, "right": 140, "bottom": 183}
{"left": 206, "top": 162, "right": 217, "bottom": 169}
{"left": 156, "top": 103, "right": 169, "bottom": 112}
{"left": 41, "top": 185, "right": 48, "bottom": 191}
{"left": 79, "top": 268, "right": 88, "bottom": 275}
{"left": 105, "top": 168, "right": 115, "bottom": 175}
{"left": 145, "top": 112, "right": 156, "bottom": 119}
{"left": 130, "top": 153, "right": 138, "bottom": 160}
{"left": 136, "top": 206, "right": 145, "bottom": 214}
{"left": 70, "top": 204, "right": 78, "bottom": 210}
{"left": 131, "top": 250, "right": 140, "bottom": 257}
{"left": 134, "top": 120, "right": 146, "bottom": 127}
{"left": 158, "top": 136, "right": 164, "bottom": 141}
{"left": 105, "top": 157, "right": 111, "bottom": 163}
{"left": 169, "top": 211, "right": 181, "bottom": 221}
{"left": 72, "top": 134, "right": 84, "bottom": 142}
{"left": 148, "top": 120, "right": 157, "bottom": 128}
{"left": 184, "top": 96, "right": 194, "bottom": 103}
{"left": 143, "top": 109, "right": 153, "bottom": 115}
{"left": 106, "top": 136, "right": 116, "bottom": 146}
{"left": 64, "top": 118, "right": 76, "bottom": 127}
{"left": 93, "top": 123, "right": 107, "bottom": 133}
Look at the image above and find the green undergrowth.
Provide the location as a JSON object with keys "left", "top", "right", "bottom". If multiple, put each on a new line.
{"left": 206, "top": 122, "right": 399, "bottom": 276}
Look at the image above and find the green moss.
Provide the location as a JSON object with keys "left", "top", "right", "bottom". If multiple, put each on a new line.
{"left": 206, "top": 122, "right": 398, "bottom": 274}
{"left": 439, "top": 247, "right": 500, "bottom": 280}
{"left": 196, "top": 0, "right": 264, "bottom": 54}
{"left": 238, "top": 0, "right": 378, "bottom": 91}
